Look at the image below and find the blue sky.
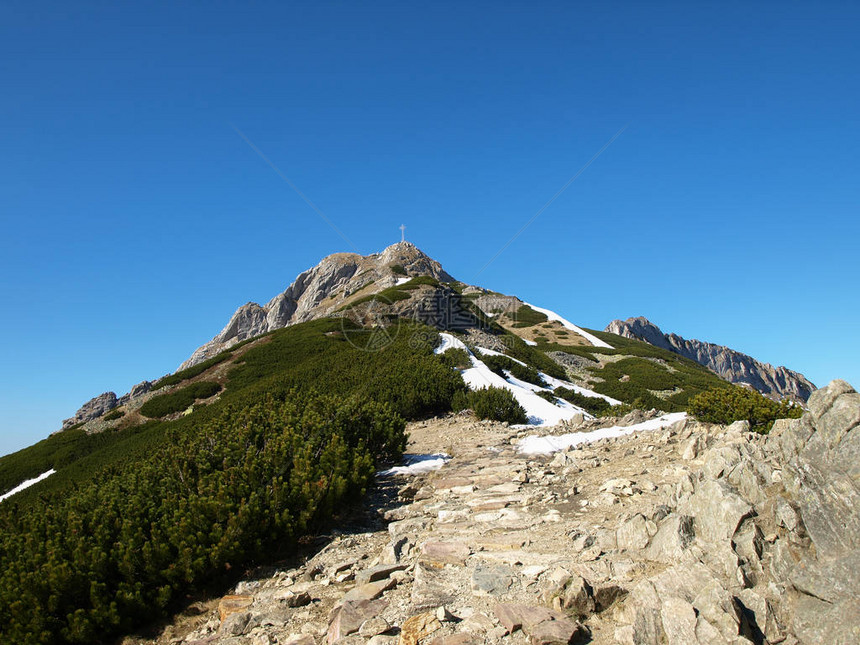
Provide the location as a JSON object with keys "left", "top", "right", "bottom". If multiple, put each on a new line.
{"left": 1, "top": 1, "right": 858, "bottom": 457}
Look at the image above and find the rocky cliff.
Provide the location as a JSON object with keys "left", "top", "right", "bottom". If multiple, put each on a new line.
{"left": 179, "top": 242, "right": 455, "bottom": 369}
{"left": 604, "top": 317, "right": 815, "bottom": 402}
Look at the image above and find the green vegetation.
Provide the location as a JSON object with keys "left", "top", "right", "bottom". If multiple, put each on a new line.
{"left": 343, "top": 276, "right": 439, "bottom": 309}
{"left": 437, "top": 347, "right": 472, "bottom": 370}
{"left": 389, "top": 264, "right": 407, "bottom": 275}
{"left": 139, "top": 381, "right": 222, "bottom": 418}
{"left": 538, "top": 329, "right": 730, "bottom": 411}
{"left": 688, "top": 386, "right": 802, "bottom": 432}
{"left": 553, "top": 387, "right": 612, "bottom": 415}
{"left": 102, "top": 409, "right": 125, "bottom": 421}
{"left": 0, "top": 317, "right": 466, "bottom": 644}
{"left": 453, "top": 386, "right": 527, "bottom": 424}
{"left": 480, "top": 354, "right": 545, "bottom": 387}
{"left": 535, "top": 390, "right": 558, "bottom": 404}
{"left": 500, "top": 334, "right": 567, "bottom": 380}
{"left": 509, "top": 304, "right": 548, "bottom": 328}
{"left": 0, "top": 392, "right": 402, "bottom": 644}
{"left": 151, "top": 352, "right": 233, "bottom": 391}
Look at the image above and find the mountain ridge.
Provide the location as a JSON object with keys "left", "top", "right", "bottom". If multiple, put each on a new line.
{"left": 604, "top": 316, "right": 815, "bottom": 402}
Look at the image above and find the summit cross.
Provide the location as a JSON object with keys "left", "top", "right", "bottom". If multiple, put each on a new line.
{"left": 400, "top": 224, "right": 406, "bottom": 242}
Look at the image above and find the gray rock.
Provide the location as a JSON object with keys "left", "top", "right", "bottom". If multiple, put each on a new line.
{"left": 680, "top": 479, "right": 752, "bottom": 544}
{"left": 62, "top": 391, "right": 118, "bottom": 429}
{"left": 471, "top": 564, "right": 515, "bottom": 597}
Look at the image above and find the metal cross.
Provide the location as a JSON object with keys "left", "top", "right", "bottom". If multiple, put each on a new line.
{"left": 400, "top": 224, "right": 406, "bottom": 242}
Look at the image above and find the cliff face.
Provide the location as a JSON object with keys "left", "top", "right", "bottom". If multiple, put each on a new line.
{"left": 179, "top": 242, "right": 455, "bottom": 369}
{"left": 605, "top": 316, "right": 815, "bottom": 402}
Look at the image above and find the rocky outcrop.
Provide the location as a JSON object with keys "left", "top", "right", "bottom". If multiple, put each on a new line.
{"left": 118, "top": 380, "right": 153, "bottom": 406}
{"left": 605, "top": 316, "right": 815, "bottom": 402}
{"left": 62, "top": 392, "right": 118, "bottom": 429}
{"left": 138, "top": 381, "right": 860, "bottom": 645}
{"left": 180, "top": 242, "right": 456, "bottom": 369}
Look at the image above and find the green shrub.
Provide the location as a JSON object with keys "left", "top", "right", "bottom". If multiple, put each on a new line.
{"left": 151, "top": 352, "right": 233, "bottom": 391}
{"left": 688, "top": 386, "right": 802, "bottom": 433}
{"left": 554, "top": 387, "right": 612, "bottom": 415}
{"left": 453, "top": 386, "right": 527, "bottom": 424}
{"left": 509, "top": 304, "right": 548, "bottom": 328}
{"left": 139, "top": 381, "right": 222, "bottom": 418}
{"left": 438, "top": 347, "right": 472, "bottom": 370}
{"left": 0, "top": 391, "right": 404, "bottom": 644}
{"left": 480, "top": 354, "right": 545, "bottom": 386}
{"left": 389, "top": 264, "right": 407, "bottom": 275}
{"left": 103, "top": 408, "right": 125, "bottom": 421}
{"left": 535, "top": 390, "right": 558, "bottom": 404}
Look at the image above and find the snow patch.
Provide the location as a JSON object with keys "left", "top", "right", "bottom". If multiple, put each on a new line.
{"left": 517, "top": 412, "right": 687, "bottom": 455}
{"left": 378, "top": 453, "right": 450, "bottom": 476}
{"left": 395, "top": 277, "right": 412, "bottom": 286}
{"left": 522, "top": 302, "right": 613, "bottom": 349}
{"left": 435, "top": 332, "right": 468, "bottom": 355}
{"left": 523, "top": 338, "right": 537, "bottom": 346}
{"left": 0, "top": 469, "right": 56, "bottom": 503}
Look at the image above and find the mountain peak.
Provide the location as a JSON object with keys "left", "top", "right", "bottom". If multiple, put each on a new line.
{"left": 179, "top": 243, "right": 455, "bottom": 369}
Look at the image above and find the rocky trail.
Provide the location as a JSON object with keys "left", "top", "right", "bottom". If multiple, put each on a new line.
{"left": 125, "top": 381, "right": 860, "bottom": 645}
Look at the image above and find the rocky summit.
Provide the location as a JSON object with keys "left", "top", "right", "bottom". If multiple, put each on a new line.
{"left": 180, "top": 243, "right": 454, "bottom": 370}
{"left": 128, "top": 380, "right": 860, "bottom": 645}
{"left": 605, "top": 317, "right": 815, "bottom": 402}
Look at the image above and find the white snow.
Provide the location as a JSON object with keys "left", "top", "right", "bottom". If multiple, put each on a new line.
{"left": 435, "top": 332, "right": 468, "bottom": 355}
{"left": 522, "top": 302, "right": 614, "bottom": 349}
{"left": 0, "top": 469, "right": 56, "bottom": 503}
{"left": 523, "top": 338, "right": 537, "bottom": 346}
{"left": 395, "top": 276, "right": 412, "bottom": 286}
{"left": 436, "top": 336, "right": 621, "bottom": 427}
{"left": 378, "top": 453, "right": 450, "bottom": 476}
{"left": 462, "top": 355, "right": 590, "bottom": 426}
{"left": 517, "top": 412, "right": 687, "bottom": 455}
{"left": 538, "top": 373, "right": 622, "bottom": 405}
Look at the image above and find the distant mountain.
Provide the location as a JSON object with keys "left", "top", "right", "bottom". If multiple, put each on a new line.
{"left": 604, "top": 316, "right": 815, "bottom": 402}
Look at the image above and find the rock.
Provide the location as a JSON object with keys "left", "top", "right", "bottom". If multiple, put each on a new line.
{"left": 616, "top": 514, "right": 651, "bottom": 551}
{"left": 359, "top": 616, "right": 391, "bottom": 638}
{"left": 327, "top": 599, "right": 388, "bottom": 644}
{"left": 355, "top": 563, "right": 408, "bottom": 585}
{"left": 680, "top": 479, "right": 752, "bottom": 544}
{"left": 644, "top": 515, "right": 694, "bottom": 563}
{"left": 411, "top": 561, "right": 459, "bottom": 610}
{"left": 558, "top": 575, "right": 594, "bottom": 617}
{"left": 492, "top": 604, "right": 558, "bottom": 634}
{"left": 61, "top": 391, "right": 118, "bottom": 428}
{"left": 660, "top": 597, "right": 697, "bottom": 644}
{"left": 341, "top": 578, "right": 396, "bottom": 603}
{"left": 280, "top": 590, "right": 312, "bottom": 607}
{"left": 398, "top": 612, "right": 442, "bottom": 645}
{"left": 420, "top": 541, "right": 471, "bottom": 566}
{"left": 282, "top": 636, "right": 315, "bottom": 645}
{"left": 219, "top": 595, "right": 254, "bottom": 621}
{"left": 429, "top": 635, "right": 481, "bottom": 645}
{"left": 471, "top": 564, "right": 515, "bottom": 596}
{"left": 525, "top": 617, "right": 587, "bottom": 644}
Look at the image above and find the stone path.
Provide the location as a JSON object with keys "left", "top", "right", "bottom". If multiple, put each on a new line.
{"left": 125, "top": 381, "right": 860, "bottom": 645}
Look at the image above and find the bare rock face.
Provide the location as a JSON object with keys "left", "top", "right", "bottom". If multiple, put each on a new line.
{"left": 61, "top": 392, "right": 118, "bottom": 429}
{"left": 605, "top": 316, "right": 815, "bottom": 402}
{"left": 180, "top": 242, "right": 455, "bottom": 369}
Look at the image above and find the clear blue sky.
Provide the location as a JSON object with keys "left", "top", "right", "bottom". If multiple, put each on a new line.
{"left": 2, "top": 1, "right": 858, "bottom": 457}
